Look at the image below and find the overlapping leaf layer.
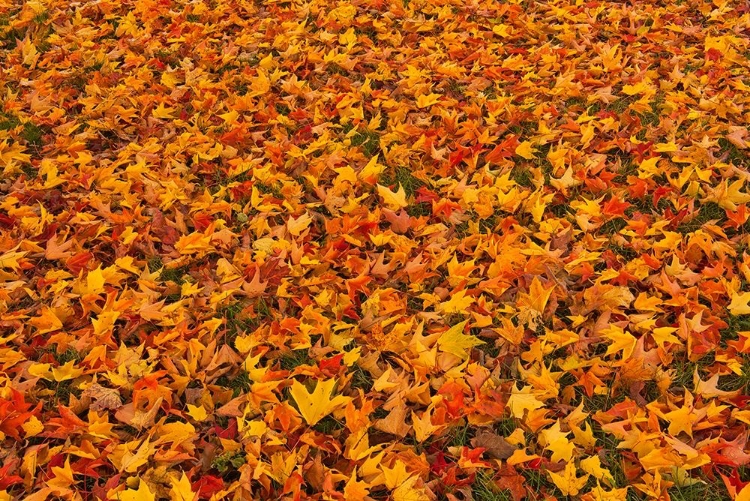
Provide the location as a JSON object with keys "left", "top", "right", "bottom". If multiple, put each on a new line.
{"left": 1, "top": 0, "right": 750, "bottom": 499}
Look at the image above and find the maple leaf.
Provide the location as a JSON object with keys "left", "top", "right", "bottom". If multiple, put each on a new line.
{"left": 289, "top": 379, "right": 351, "bottom": 426}
{"left": 517, "top": 277, "right": 555, "bottom": 329}
{"left": 0, "top": 250, "right": 27, "bottom": 271}
{"left": 580, "top": 456, "right": 615, "bottom": 485}
{"left": 436, "top": 320, "right": 483, "bottom": 359}
{"left": 47, "top": 458, "right": 76, "bottom": 491}
{"left": 515, "top": 141, "right": 537, "bottom": 159}
{"left": 111, "top": 437, "right": 154, "bottom": 473}
{"left": 507, "top": 384, "right": 545, "bottom": 419}
{"left": 694, "top": 371, "right": 740, "bottom": 399}
{"left": 120, "top": 481, "right": 156, "bottom": 501}
{"left": 28, "top": 306, "right": 63, "bottom": 334}
{"left": 585, "top": 482, "right": 629, "bottom": 501}
{"left": 374, "top": 401, "right": 410, "bottom": 438}
{"left": 169, "top": 472, "right": 197, "bottom": 501}
{"left": 416, "top": 93, "right": 441, "bottom": 108}
{"left": 344, "top": 468, "right": 370, "bottom": 500}
{"left": 377, "top": 183, "right": 409, "bottom": 210}
{"left": 393, "top": 475, "right": 430, "bottom": 501}
{"left": 52, "top": 360, "right": 84, "bottom": 382}
{"left": 548, "top": 462, "right": 590, "bottom": 497}
{"left": 728, "top": 291, "right": 750, "bottom": 315}
{"left": 601, "top": 324, "right": 637, "bottom": 360}
{"left": 436, "top": 289, "right": 476, "bottom": 315}
{"left": 471, "top": 429, "right": 516, "bottom": 459}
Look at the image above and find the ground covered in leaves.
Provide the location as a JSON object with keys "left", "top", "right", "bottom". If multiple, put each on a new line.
{"left": 1, "top": 0, "right": 750, "bottom": 499}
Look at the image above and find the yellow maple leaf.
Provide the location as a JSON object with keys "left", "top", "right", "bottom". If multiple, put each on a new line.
{"left": 694, "top": 371, "right": 739, "bottom": 399}
{"left": 393, "top": 476, "right": 430, "bottom": 501}
{"left": 359, "top": 155, "right": 385, "bottom": 184}
{"left": 507, "top": 384, "right": 545, "bottom": 419}
{"left": 152, "top": 102, "right": 176, "bottom": 119}
{"left": 186, "top": 404, "right": 208, "bottom": 422}
{"left": 416, "top": 93, "right": 441, "bottom": 108}
{"left": 622, "top": 79, "right": 654, "bottom": 96}
{"left": 526, "top": 277, "right": 555, "bottom": 312}
{"left": 541, "top": 421, "right": 574, "bottom": 462}
{"left": 436, "top": 320, "right": 483, "bottom": 359}
{"left": 52, "top": 360, "right": 84, "bottom": 382}
{"left": 712, "top": 179, "right": 750, "bottom": 211}
{"left": 29, "top": 306, "right": 63, "bottom": 335}
{"left": 650, "top": 326, "right": 681, "bottom": 348}
{"left": 436, "top": 289, "right": 476, "bottom": 315}
{"left": 0, "top": 250, "right": 27, "bottom": 271}
{"left": 411, "top": 408, "right": 441, "bottom": 442}
{"left": 120, "top": 481, "right": 155, "bottom": 501}
{"left": 515, "top": 141, "right": 537, "bottom": 159}
{"left": 517, "top": 277, "right": 555, "bottom": 329}
{"left": 548, "top": 462, "right": 590, "bottom": 497}
{"left": 111, "top": 437, "right": 154, "bottom": 473}
{"left": 493, "top": 24, "right": 513, "bottom": 37}
{"left": 587, "top": 482, "right": 629, "bottom": 501}
{"left": 47, "top": 458, "right": 76, "bottom": 490}
{"left": 728, "top": 290, "right": 750, "bottom": 315}
{"left": 287, "top": 212, "right": 313, "bottom": 236}
{"left": 83, "top": 266, "right": 106, "bottom": 295}
{"left": 344, "top": 467, "right": 370, "bottom": 501}
{"left": 169, "top": 472, "right": 196, "bottom": 501}
{"left": 289, "top": 378, "right": 351, "bottom": 426}
{"left": 377, "top": 183, "right": 409, "bottom": 210}
{"left": 580, "top": 456, "right": 615, "bottom": 485}
{"left": 174, "top": 232, "right": 213, "bottom": 255}
{"left": 601, "top": 324, "right": 637, "bottom": 360}
{"left": 22, "top": 416, "right": 44, "bottom": 437}
{"left": 249, "top": 69, "right": 271, "bottom": 96}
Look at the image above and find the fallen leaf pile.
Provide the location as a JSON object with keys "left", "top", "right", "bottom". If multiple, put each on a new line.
{"left": 1, "top": 0, "right": 750, "bottom": 499}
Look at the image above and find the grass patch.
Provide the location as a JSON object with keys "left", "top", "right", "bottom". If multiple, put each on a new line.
{"left": 494, "top": 417, "right": 517, "bottom": 436}
{"left": 255, "top": 181, "right": 284, "bottom": 198}
{"left": 608, "top": 243, "right": 638, "bottom": 261}
{"left": 511, "top": 168, "right": 534, "bottom": 188}
{"left": 638, "top": 91, "right": 665, "bottom": 128}
{"left": 378, "top": 166, "right": 425, "bottom": 199}
{"left": 448, "top": 421, "right": 474, "bottom": 447}
{"left": 600, "top": 217, "right": 627, "bottom": 235}
{"left": 0, "top": 112, "right": 21, "bottom": 131}
{"left": 349, "top": 364, "right": 373, "bottom": 392}
{"left": 211, "top": 450, "right": 246, "bottom": 474}
{"left": 607, "top": 96, "right": 636, "bottom": 114}
{"left": 21, "top": 121, "right": 45, "bottom": 149}
{"left": 160, "top": 266, "right": 188, "bottom": 284}
{"left": 350, "top": 128, "right": 380, "bottom": 157}
{"left": 668, "top": 480, "right": 732, "bottom": 501}
{"left": 55, "top": 348, "right": 80, "bottom": 364}
{"left": 522, "top": 468, "right": 560, "bottom": 499}
{"left": 718, "top": 137, "right": 748, "bottom": 166}
{"left": 147, "top": 256, "right": 163, "bottom": 273}
{"left": 216, "top": 371, "right": 252, "bottom": 397}
{"left": 721, "top": 315, "right": 750, "bottom": 342}
{"left": 312, "top": 415, "right": 345, "bottom": 434}
{"left": 0, "top": 26, "right": 23, "bottom": 48}
{"left": 718, "top": 360, "right": 750, "bottom": 392}
{"left": 279, "top": 349, "right": 313, "bottom": 371}
{"left": 447, "top": 79, "right": 466, "bottom": 96}
{"left": 676, "top": 202, "right": 726, "bottom": 234}
{"left": 216, "top": 301, "right": 257, "bottom": 343}
{"left": 472, "top": 471, "right": 514, "bottom": 501}
{"left": 405, "top": 201, "right": 431, "bottom": 217}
